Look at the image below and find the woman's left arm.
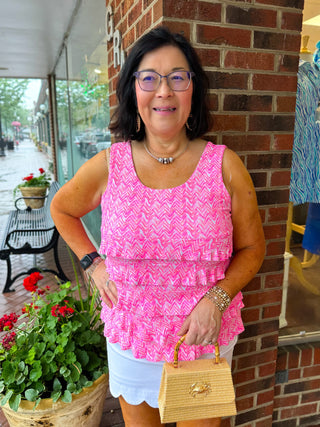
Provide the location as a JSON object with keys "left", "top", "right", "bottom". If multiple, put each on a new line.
{"left": 178, "top": 148, "right": 266, "bottom": 346}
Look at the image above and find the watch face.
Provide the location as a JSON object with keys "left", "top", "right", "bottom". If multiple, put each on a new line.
{"left": 80, "top": 255, "right": 92, "bottom": 270}
{"left": 80, "top": 252, "right": 99, "bottom": 270}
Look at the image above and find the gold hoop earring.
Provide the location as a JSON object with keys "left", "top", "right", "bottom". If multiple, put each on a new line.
{"left": 136, "top": 114, "right": 141, "bottom": 133}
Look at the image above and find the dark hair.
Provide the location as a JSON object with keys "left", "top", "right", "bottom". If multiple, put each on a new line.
{"left": 109, "top": 26, "right": 211, "bottom": 141}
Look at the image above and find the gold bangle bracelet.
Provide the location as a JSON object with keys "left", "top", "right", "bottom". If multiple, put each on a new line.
{"left": 204, "top": 286, "right": 231, "bottom": 313}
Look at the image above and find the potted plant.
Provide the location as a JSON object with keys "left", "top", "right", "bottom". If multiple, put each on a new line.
{"left": 13, "top": 168, "right": 51, "bottom": 209}
{"left": 0, "top": 270, "right": 108, "bottom": 426}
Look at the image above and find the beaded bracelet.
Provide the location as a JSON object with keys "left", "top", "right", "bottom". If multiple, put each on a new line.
{"left": 204, "top": 285, "right": 232, "bottom": 313}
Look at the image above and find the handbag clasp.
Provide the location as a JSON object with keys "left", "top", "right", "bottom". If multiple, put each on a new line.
{"left": 189, "top": 382, "right": 212, "bottom": 398}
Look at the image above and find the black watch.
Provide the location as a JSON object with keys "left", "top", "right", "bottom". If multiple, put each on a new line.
{"left": 80, "top": 251, "right": 100, "bottom": 270}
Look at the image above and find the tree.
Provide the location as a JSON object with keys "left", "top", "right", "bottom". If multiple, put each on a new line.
{"left": 0, "top": 79, "right": 29, "bottom": 137}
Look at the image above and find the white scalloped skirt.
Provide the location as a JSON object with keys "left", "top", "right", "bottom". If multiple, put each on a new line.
{"left": 107, "top": 336, "right": 238, "bottom": 408}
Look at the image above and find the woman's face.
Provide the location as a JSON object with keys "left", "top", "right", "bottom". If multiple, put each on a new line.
{"left": 135, "top": 45, "right": 193, "bottom": 141}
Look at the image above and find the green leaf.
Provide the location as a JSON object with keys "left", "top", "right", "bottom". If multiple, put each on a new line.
{"left": 44, "top": 350, "right": 55, "bottom": 363}
{"left": 75, "top": 350, "right": 89, "bottom": 367}
{"left": 57, "top": 334, "right": 68, "bottom": 347}
{"left": 82, "top": 380, "right": 93, "bottom": 388}
{"left": 9, "top": 393, "right": 21, "bottom": 412}
{"left": 25, "top": 347, "right": 36, "bottom": 364}
{"left": 15, "top": 372, "right": 26, "bottom": 385}
{"left": 67, "top": 383, "right": 76, "bottom": 393}
{"left": 51, "top": 390, "right": 61, "bottom": 402}
{"left": 53, "top": 377, "right": 62, "bottom": 391}
{"left": 55, "top": 345, "right": 64, "bottom": 354}
{"left": 25, "top": 389, "right": 39, "bottom": 402}
{"left": 64, "top": 341, "right": 75, "bottom": 353}
{"left": 44, "top": 330, "right": 57, "bottom": 345}
{"left": 34, "top": 382, "right": 45, "bottom": 394}
{"left": 69, "top": 362, "right": 81, "bottom": 382}
{"left": 2, "top": 362, "right": 15, "bottom": 384}
{"left": 50, "top": 361, "right": 58, "bottom": 373}
{"left": 59, "top": 366, "right": 71, "bottom": 378}
{"left": 29, "top": 361, "right": 42, "bottom": 382}
{"left": 1, "top": 390, "right": 13, "bottom": 406}
{"left": 0, "top": 381, "right": 4, "bottom": 393}
{"left": 86, "top": 351, "right": 103, "bottom": 371}
{"left": 78, "top": 330, "right": 101, "bottom": 346}
{"left": 35, "top": 342, "right": 46, "bottom": 357}
{"left": 61, "top": 390, "right": 72, "bottom": 403}
{"left": 33, "top": 397, "right": 41, "bottom": 410}
{"left": 46, "top": 316, "right": 58, "bottom": 330}
{"left": 18, "top": 361, "right": 25, "bottom": 372}
{"left": 65, "top": 351, "right": 76, "bottom": 365}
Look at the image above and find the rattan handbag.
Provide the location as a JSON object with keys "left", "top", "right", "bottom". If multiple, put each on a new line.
{"left": 158, "top": 335, "right": 237, "bottom": 423}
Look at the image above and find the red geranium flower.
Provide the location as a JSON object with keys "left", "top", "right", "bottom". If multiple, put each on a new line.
{"left": 51, "top": 304, "right": 60, "bottom": 317}
{"left": 51, "top": 304, "right": 75, "bottom": 319}
{"left": 23, "top": 174, "right": 34, "bottom": 182}
{"left": 58, "top": 306, "right": 75, "bottom": 317}
{"left": 0, "top": 312, "right": 19, "bottom": 332}
{"left": 23, "top": 272, "right": 44, "bottom": 292}
{"left": 29, "top": 272, "right": 43, "bottom": 284}
{"left": 39, "top": 168, "right": 45, "bottom": 174}
{"left": 2, "top": 331, "right": 16, "bottom": 350}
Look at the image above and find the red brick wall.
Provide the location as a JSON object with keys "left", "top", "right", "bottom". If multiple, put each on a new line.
{"left": 106, "top": 0, "right": 164, "bottom": 120}
{"left": 105, "top": 1, "right": 320, "bottom": 426}
{"left": 274, "top": 343, "right": 320, "bottom": 426}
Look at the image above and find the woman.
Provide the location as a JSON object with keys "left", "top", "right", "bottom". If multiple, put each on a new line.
{"left": 51, "top": 27, "right": 265, "bottom": 427}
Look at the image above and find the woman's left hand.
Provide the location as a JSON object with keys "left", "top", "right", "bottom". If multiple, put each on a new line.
{"left": 177, "top": 297, "right": 222, "bottom": 346}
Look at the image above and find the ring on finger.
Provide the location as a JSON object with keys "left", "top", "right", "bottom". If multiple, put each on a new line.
{"left": 106, "top": 280, "right": 110, "bottom": 288}
{"left": 204, "top": 339, "right": 213, "bottom": 345}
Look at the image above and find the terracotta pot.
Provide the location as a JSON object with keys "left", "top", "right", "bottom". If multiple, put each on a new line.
{"left": 1, "top": 374, "right": 109, "bottom": 427}
{"left": 20, "top": 187, "right": 47, "bottom": 209}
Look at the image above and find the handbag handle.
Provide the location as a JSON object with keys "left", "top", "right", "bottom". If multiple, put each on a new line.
{"left": 174, "top": 335, "right": 220, "bottom": 368}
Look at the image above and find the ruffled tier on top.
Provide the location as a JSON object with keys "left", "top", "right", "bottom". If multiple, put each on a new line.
{"left": 101, "top": 291, "right": 244, "bottom": 362}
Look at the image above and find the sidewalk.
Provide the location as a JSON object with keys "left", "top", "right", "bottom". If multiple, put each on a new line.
{"left": 0, "top": 139, "right": 50, "bottom": 231}
{"left": 0, "top": 139, "right": 124, "bottom": 427}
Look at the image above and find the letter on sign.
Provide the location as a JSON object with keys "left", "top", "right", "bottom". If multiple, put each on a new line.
{"left": 105, "top": 6, "right": 125, "bottom": 69}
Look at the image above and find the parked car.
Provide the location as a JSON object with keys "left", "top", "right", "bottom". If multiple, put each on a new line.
{"left": 95, "top": 132, "right": 111, "bottom": 153}
{"left": 81, "top": 132, "right": 111, "bottom": 158}
{"left": 73, "top": 135, "right": 82, "bottom": 149}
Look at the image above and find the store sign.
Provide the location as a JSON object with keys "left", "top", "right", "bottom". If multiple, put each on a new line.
{"left": 106, "top": 5, "right": 125, "bottom": 69}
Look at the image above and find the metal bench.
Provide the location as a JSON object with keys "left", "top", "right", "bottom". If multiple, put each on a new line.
{"left": 0, "top": 181, "right": 69, "bottom": 293}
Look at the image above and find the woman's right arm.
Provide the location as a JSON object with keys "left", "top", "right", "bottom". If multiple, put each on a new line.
{"left": 50, "top": 149, "right": 117, "bottom": 307}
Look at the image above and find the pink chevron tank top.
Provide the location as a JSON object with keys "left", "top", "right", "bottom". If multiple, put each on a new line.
{"left": 100, "top": 141, "right": 244, "bottom": 362}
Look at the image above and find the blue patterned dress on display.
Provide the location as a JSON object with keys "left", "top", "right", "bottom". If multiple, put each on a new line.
{"left": 290, "top": 59, "right": 320, "bottom": 254}
{"left": 290, "top": 60, "right": 320, "bottom": 205}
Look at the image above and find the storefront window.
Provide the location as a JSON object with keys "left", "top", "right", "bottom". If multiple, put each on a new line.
{"left": 279, "top": 0, "right": 320, "bottom": 344}
{"left": 279, "top": 202, "right": 320, "bottom": 343}
{"left": 55, "top": 0, "right": 109, "bottom": 245}
{"left": 55, "top": 48, "right": 71, "bottom": 184}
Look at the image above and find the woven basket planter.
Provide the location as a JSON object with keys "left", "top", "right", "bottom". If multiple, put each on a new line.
{"left": 20, "top": 186, "right": 48, "bottom": 209}
{"left": 1, "top": 374, "right": 109, "bottom": 427}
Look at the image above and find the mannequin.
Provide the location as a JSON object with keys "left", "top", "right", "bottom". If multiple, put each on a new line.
{"left": 289, "top": 41, "right": 320, "bottom": 258}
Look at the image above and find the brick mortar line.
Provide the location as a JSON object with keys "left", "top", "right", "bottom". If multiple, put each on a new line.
{"left": 162, "top": 16, "right": 302, "bottom": 35}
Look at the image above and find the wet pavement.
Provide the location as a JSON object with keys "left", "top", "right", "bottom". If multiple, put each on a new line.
{"left": 0, "top": 138, "right": 52, "bottom": 231}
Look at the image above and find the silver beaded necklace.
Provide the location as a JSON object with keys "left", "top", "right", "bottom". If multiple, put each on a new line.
{"left": 143, "top": 142, "right": 189, "bottom": 165}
